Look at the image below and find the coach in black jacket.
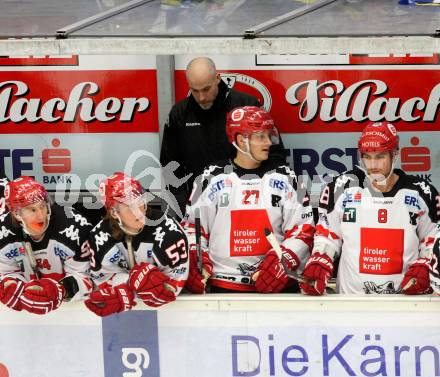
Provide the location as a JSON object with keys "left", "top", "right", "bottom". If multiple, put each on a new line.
{"left": 160, "top": 57, "right": 286, "bottom": 217}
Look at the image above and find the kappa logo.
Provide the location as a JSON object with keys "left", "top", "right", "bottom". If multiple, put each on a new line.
{"left": 414, "top": 181, "right": 432, "bottom": 199}
{"left": 60, "top": 225, "right": 80, "bottom": 246}
{"left": 201, "top": 164, "right": 220, "bottom": 179}
{"left": 221, "top": 73, "right": 272, "bottom": 111}
{"left": 95, "top": 231, "right": 110, "bottom": 251}
{"left": 153, "top": 226, "right": 165, "bottom": 248}
{"left": 164, "top": 217, "right": 180, "bottom": 234}
{"left": 335, "top": 174, "right": 354, "bottom": 190}
{"left": 70, "top": 211, "right": 92, "bottom": 227}
{"left": 0, "top": 226, "right": 15, "bottom": 240}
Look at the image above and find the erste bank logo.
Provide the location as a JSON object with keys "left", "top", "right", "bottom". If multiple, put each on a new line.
{"left": 0, "top": 137, "right": 72, "bottom": 183}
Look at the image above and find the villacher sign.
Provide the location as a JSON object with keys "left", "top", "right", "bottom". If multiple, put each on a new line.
{"left": 285, "top": 79, "right": 440, "bottom": 123}
{"left": 0, "top": 68, "right": 159, "bottom": 134}
{"left": 0, "top": 81, "right": 150, "bottom": 123}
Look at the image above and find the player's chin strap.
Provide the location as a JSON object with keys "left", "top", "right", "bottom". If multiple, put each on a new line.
{"left": 232, "top": 139, "right": 263, "bottom": 163}
{"left": 15, "top": 204, "right": 51, "bottom": 242}
{"left": 357, "top": 150, "right": 399, "bottom": 187}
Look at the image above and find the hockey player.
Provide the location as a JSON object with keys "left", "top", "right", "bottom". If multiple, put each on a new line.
{"left": 301, "top": 122, "right": 440, "bottom": 295}
{"left": 0, "top": 176, "right": 93, "bottom": 314}
{"left": 184, "top": 106, "right": 314, "bottom": 293}
{"left": 85, "top": 173, "right": 189, "bottom": 317}
{"left": 0, "top": 174, "right": 8, "bottom": 216}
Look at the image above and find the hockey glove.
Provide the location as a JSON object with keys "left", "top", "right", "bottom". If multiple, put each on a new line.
{"left": 401, "top": 258, "right": 431, "bottom": 295}
{"left": 129, "top": 263, "right": 176, "bottom": 307}
{"left": 300, "top": 252, "right": 334, "bottom": 296}
{"left": 20, "top": 278, "right": 65, "bottom": 315}
{"left": 85, "top": 284, "right": 135, "bottom": 317}
{"left": 253, "top": 248, "right": 300, "bottom": 293}
{"left": 0, "top": 277, "right": 25, "bottom": 311}
{"left": 185, "top": 247, "right": 213, "bottom": 294}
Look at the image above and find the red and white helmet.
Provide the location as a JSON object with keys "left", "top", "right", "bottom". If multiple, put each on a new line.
{"left": 226, "top": 106, "right": 279, "bottom": 144}
{"left": 99, "top": 172, "right": 144, "bottom": 209}
{"left": 5, "top": 176, "right": 48, "bottom": 211}
{"left": 358, "top": 122, "right": 399, "bottom": 153}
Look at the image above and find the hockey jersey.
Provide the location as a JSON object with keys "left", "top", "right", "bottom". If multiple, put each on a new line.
{"left": 0, "top": 204, "right": 93, "bottom": 301}
{"left": 184, "top": 160, "right": 314, "bottom": 292}
{"left": 88, "top": 209, "right": 189, "bottom": 295}
{"left": 315, "top": 168, "right": 440, "bottom": 294}
{"left": 0, "top": 175, "right": 8, "bottom": 216}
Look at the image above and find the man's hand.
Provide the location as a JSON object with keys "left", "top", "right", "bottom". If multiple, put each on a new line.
{"left": 185, "top": 248, "right": 213, "bottom": 294}
{"left": 85, "top": 284, "right": 135, "bottom": 317}
{"left": 300, "top": 252, "right": 334, "bottom": 296}
{"left": 401, "top": 258, "right": 431, "bottom": 295}
{"left": 20, "top": 278, "right": 65, "bottom": 315}
{"left": 252, "top": 248, "right": 299, "bottom": 293}
{"left": 0, "top": 277, "right": 25, "bottom": 311}
{"left": 129, "top": 263, "right": 176, "bottom": 307}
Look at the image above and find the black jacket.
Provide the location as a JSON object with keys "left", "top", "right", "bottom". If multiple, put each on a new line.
{"left": 160, "top": 80, "right": 286, "bottom": 212}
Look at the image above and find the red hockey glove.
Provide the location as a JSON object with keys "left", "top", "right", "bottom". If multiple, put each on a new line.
{"left": 300, "top": 252, "right": 334, "bottom": 296}
{"left": 185, "top": 247, "right": 213, "bottom": 294}
{"left": 253, "top": 248, "right": 300, "bottom": 293}
{"left": 0, "top": 277, "right": 25, "bottom": 311}
{"left": 85, "top": 284, "right": 135, "bottom": 317}
{"left": 401, "top": 258, "right": 431, "bottom": 295}
{"left": 20, "top": 278, "right": 65, "bottom": 315}
{"left": 129, "top": 263, "right": 176, "bottom": 307}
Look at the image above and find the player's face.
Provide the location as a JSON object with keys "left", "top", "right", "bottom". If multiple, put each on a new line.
{"left": 361, "top": 151, "right": 393, "bottom": 181}
{"left": 17, "top": 201, "right": 49, "bottom": 236}
{"left": 187, "top": 74, "right": 220, "bottom": 110}
{"left": 115, "top": 200, "right": 146, "bottom": 234}
{"left": 249, "top": 130, "right": 273, "bottom": 161}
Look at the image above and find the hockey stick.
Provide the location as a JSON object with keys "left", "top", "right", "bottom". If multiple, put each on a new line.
{"left": 429, "top": 270, "right": 440, "bottom": 295}
{"left": 125, "top": 235, "right": 135, "bottom": 270}
{"left": 21, "top": 241, "right": 43, "bottom": 292}
{"left": 194, "top": 208, "right": 203, "bottom": 274}
{"left": 23, "top": 241, "right": 41, "bottom": 280}
{"left": 401, "top": 278, "right": 417, "bottom": 291}
{"left": 264, "top": 228, "right": 313, "bottom": 284}
{"left": 264, "top": 228, "right": 337, "bottom": 291}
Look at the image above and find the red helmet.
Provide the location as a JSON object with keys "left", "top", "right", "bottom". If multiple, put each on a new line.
{"left": 226, "top": 106, "right": 278, "bottom": 144}
{"left": 99, "top": 172, "right": 144, "bottom": 209}
{"left": 5, "top": 176, "right": 48, "bottom": 211}
{"left": 358, "top": 122, "right": 399, "bottom": 153}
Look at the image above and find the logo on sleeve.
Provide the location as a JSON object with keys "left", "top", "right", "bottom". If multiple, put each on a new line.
{"left": 342, "top": 208, "right": 356, "bottom": 223}
{"left": 59, "top": 225, "right": 80, "bottom": 246}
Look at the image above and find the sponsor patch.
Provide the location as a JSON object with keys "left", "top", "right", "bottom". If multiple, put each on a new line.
{"left": 359, "top": 228, "right": 404, "bottom": 275}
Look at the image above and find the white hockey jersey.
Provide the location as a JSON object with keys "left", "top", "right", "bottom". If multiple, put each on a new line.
{"left": 0, "top": 204, "right": 93, "bottom": 301}
{"left": 88, "top": 209, "right": 189, "bottom": 295}
{"left": 315, "top": 168, "right": 440, "bottom": 294}
{"left": 184, "top": 160, "right": 314, "bottom": 292}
